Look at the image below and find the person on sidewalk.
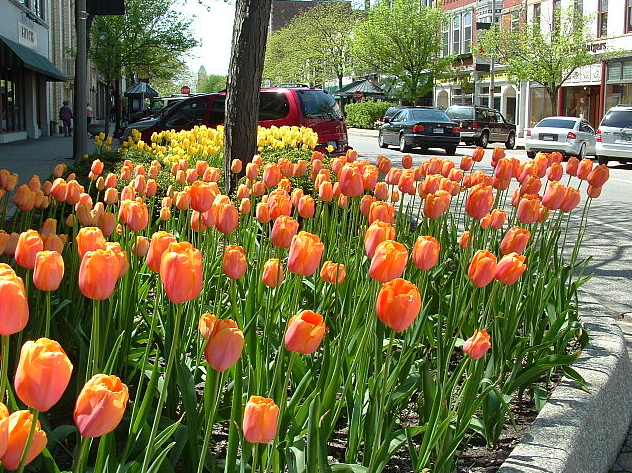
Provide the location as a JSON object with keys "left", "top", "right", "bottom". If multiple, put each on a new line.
{"left": 59, "top": 101, "right": 73, "bottom": 137}
{"left": 86, "top": 103, "right": 93, "bottom": 126}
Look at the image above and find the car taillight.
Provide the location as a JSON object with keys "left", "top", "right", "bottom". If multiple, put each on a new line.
{"left": 452, "top": 127, "right": 461, "bottom": 134}
{"left": 596, "top": 128, "right": 602, "bottom": 142}
{"left": 525, "top": 129, "right": 531, "bottom": 137}
{"left": 472, "top": 121, "right": 479, "bottom": 129}
{"left": 412, "top": 124, "right": 425, "bottom": 133}
{"left": 567, "top": 131, "right": 577, "bottom": 140}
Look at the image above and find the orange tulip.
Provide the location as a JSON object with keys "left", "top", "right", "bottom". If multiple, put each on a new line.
{"left": 463, "top": 330, "right": 491, "bottom": 360}
{"left": 375, "top": 278, "right": 421, "bottom": 332}
{"left": 53, "top": 163, "right": 66, "bottom": 178}
{"left": 271, "top": 216, "right": 299, "bottom": 248}
{"left": 293, "top": 160, "right": 308, "bottom": 177}
{"left": 76, "top": 227, "right": 106, "bottom": 259}
{"left": 65, "top": 180, "right": 83, "bottom": 205}
{"left": 423, "top": 190, "right": 451, "bottom": 220}
{"left": 122, "top": 199, "right": 149, "bottom": 232}
{"left": 318, "top": 181, "right": 333, "bottom": 202}
{"left": 262, "top": 258, "right": 284, "bottom": 287}
{"left": 246, "top": 163, "right": 259, "bottom": 180}
{"left": 587, "top": 164, "right": 609, "bottom": 188}
{"left": 320, "top": 261, "right": 346, "bottom": 284}
{"left": 368, "top": 200, "right": 395, "bottom": 225}
{"left": 189, "top": 181, "right": 215, "bottom": 213}
{"left": 263, "top": 163, "right": 282, "bottom": 188}
{"left": 472, "top": 147, "right": 485, "bottom": 162}
{"left": 500, "top": 226, "right": 530, "bottom": 255}
{"left": 204, "top": 319, "right": 244, "bottom": 372}
{"left": 15, "top": 338, "right": 72, "bottom": 412}
{"left": 0, "top": 232, "right": 9, "bottom": 255}
{"left": 222, "top": 245, "right": 247, "bottom": 280}
{"left": 459, "top": 231, "right": 471, "bottom": 248}
{"left": 494, "top": 158, "right": 513, "bottom": 180}
{"left": 401, "top": 154, "right": 413, "bottom": 169}
{"left": 146, "top": 232, "right": 177, "bottom": 273}
{"left": 542, "top": 182, "right": 566, "bottom": 210}
{"left": 285, "top": 310, "right": 326, "bottom": 354}
{"left": 0, "top": 273, "right": 29, "bottom": 335}
{"left": 465, "top": 184, "right": 494, "bottom": 220}
{"left": 198, "top": 313, "right": 218, "bottom": 340}
{"left": 97, "top": 212, "right": 116, "bottom": 238}
{"left": 4, "top": 233, "right": 19, "bottom": 256}
{"left": 587, "top": 185, "right": 602, "bottom": 198}
{"left": 288, "top": 231, "right": 324, "bottom": 276}
{"left": 79, "top": 249, "right": 120, "bottom": 300}
{"left": 40, "top": 218, "right": 57, "bottom": 237}
{"left": 160, "top": 242, "right": 203, "bottom": 303}
{"left": 377, "top": 155, "right": 392, "bottom": 174}
{"left": 33, "top": 251, "right": 64, "bottom": 291}
{"left": 560, "top": 187, "right": 581, "bottom": 212}
{"left": 468, "top": 250, "right": 497, "bottom": 288}
{"left": 374, "top": 182, "right": 389, "bottom": 200}
{"left": 398, "top": 170, "right": 416, "bottom": 195}
{"left": 231, "top": 159, "right": 243, "bottom": 174}
{"left": 363, "top": 165, "right": 379, "bottom": 190}
{"left": 412, "top": 236, "right": 440, "bottom": 271}
{"left": 268, "top": 190, "right": 292, "bottom": 220}
{"left": 364, "top": 220, "right": 396, "bottom": 259}
{"left": 339, "top": 164, "right": 364, "bottom": 197}
{"left": 547, "top": 162, "right": 563, "bottom": 181}
{"left": 460, "top": 155, "right": 474, "bottom": 171}
{"left": 369, "top": 240, "right": 408, "bottom": 283}
{"left": 106, "top": 242, "right": 129, "bottom": 278}
{"left": 43, "top": 234, "right": 64, "bottom": 254}
{"left": 133, "top": 236, "right": 150, "bottom": 258}
{"left": 15, "top": 230, "right": 43, "bottom": 270}
{"left": 566, "top": 156, "right": 579, "bottom": 176}
{"left": 298, "top": 195, "right": 315, "bottom": 218}
{"left": 576, "top": 158, "right": 593, "bottom": 180}
{"left": 0, "top": 410, "right": 47, "bottom": 469}
{"left": 239, "top": 198, "right": 251, "bottom": 215}
{"left": 517, "top": 195, "right": 542, "bottom": 224}
{"left": 256, "top": 202, "right": 271, "bottom": 223}
{"left": 243, "top": 396, "right": 279, "bottom": 444}
{"left": 496, "top": 252, "right": 527, "bottom": 285}
{"left": 216, "top": 202, "right": 239, "bottom": 234}
{"left": 74, "top": 374, "right": 129, "bottom": 438}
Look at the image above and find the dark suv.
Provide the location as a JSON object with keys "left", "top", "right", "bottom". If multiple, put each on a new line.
{"left": 445, "top": 105, "right": 516, "bottom": 149}
{"left": 122, "top": 87, "right": 351, "bottom": 155}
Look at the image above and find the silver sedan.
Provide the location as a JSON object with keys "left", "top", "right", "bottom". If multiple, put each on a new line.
{"left": 525, "top": 116, "right": 596, "bottom": 159}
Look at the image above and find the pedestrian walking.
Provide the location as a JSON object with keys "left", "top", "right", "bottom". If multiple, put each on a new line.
{"left": 59, "top": 101, "right": 73, "bottom": 137}
{"left": 86, "top": 103, "right": 93, "bottom": 126}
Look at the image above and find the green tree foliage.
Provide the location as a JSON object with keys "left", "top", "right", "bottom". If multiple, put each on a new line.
{"left": 90, "top": 0, "right": 198, "bottom": 84}
{"left": 479, "top": 7, "right": 607, "bottom": 112}
{"left": 352, "top": 0, "right": 449, "bottom": 102}
{"left": 263, "top": 1, "right": 363, "bottom": 88}
{"left": 198, "top": 74, "right": 227, "bottom": 93}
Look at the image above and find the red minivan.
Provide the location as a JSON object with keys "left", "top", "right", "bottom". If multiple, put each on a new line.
{"left": 123, "top": 86, "right": 351, "bottom": 154}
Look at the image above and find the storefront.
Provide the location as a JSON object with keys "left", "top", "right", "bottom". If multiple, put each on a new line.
{"left": 604, "top": 58, "right": 632, "bottom": 111}
{"left": 559, "top": 63, "right": 603, "bottom": 127}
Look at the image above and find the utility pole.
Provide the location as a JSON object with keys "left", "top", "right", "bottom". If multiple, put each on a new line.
{"left": 73, "top": 0, "right": 88, "bottom": 164}
{"left": 488, "top": 0, "right": 496, "bottom": 110}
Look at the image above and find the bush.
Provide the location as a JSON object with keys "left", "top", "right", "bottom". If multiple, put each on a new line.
{"left": 344, "top": 101, "right": 398, "bottom": 129}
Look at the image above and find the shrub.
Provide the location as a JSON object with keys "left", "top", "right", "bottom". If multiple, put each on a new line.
{"left": 344, "top": 101, "right": 398, "bottom": 129}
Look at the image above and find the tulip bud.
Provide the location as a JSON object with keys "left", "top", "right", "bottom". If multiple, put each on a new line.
{"left": 15, "top": 230, "right": 43, "bottom": 270}
{"left": 320, "top": 261, "right": 346, "bottom": 285}
{"left": 288, "top": 232, "right": 324, "bottom": 276}
{"left": 495, "top": 252, "right": 527, "bottom": 285}
{"left": 0, "top": 410, "right": 47, "bottom": 469}
{"left": 160, "top": 242, "right": 203, "bottom": 303}
{"left": 0, "top": 273, "right": 29, "bottom": 335}
{"left": 198, "top": 313, "right": 218, "bottom": 340}
{"left": 74, "top": 374, "right": 129, "bottom": 438}
{"left": 468, "top": 250, "right": 497, "bottom": 288}
{"left": 412, "top": 236, "right": 440, "bottom": 271}
{"left": 79, "top": 249, "right": 120, "bottom": 300}
{"left": 222, "top": 245, "right": 247, "bottom": 280}
{"left": 369, "top": 240, "right": 408, "bottom": 283}
{"left": 204, "top": 319, "right": 244, "bottom": 372}
{"left": 243, "top": 396, "right": 279, "bottom": 444}
{"left": 285, "top": 310, "right": 326, "bottom": 354}
{"left": 463, "top": 330, "right": 491, "bottom": 360}
{"left": 262, "top": 258, "right": 284, "bottom": 287}
{"left": 33, "top": 251, "right": 64, "bottom": 291}
{"left": 364, "top": 220, "right": 396, "bottom": 259}
{"left": 375, "top": 278, "right": 422, "bottom": 332}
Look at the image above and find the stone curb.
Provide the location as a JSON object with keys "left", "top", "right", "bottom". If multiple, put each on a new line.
{"left": 498, "top": 291, "right": 632, "bottom": 473}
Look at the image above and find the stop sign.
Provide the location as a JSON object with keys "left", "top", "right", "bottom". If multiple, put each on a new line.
{"left": 353, "top": 91, "right": 363, "bottom": 101}
{"left": 181, "top": 85, "right": 191, "bottom": 95}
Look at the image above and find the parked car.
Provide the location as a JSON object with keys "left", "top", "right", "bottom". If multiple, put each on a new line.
{"left": 122, "top": 87, "right": 351, "bottom": 154}
{"left": 127, "top": 95, "right": 190, "bottom": 124}
{"left": 374, "top": 106, "right": 410, "bottom": 128}
{"left": 378, "top": 107, "right": 461, "bottom": 154}
{"left": 596, "top": 105, "right": 632, "bottom": 165}
{"left": 525, "top": 116, "right": 596, "bottom": 159}
{"left": 445, "top": 105, "right": 516, "bottom": 149}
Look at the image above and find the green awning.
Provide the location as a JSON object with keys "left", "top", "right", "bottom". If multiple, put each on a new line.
{"left": 0, "top": 35, "right": 66, "bottom": 82}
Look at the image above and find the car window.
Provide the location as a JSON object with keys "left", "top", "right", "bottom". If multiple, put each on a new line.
{"left": 601, "top": 110, "right": 632, "bottom": 128}
{"left": 164, "top": 97, "right": 208, "bottom": 129}
{"left": 391, "top": 110, "right": 406, "bottom": 122}
{"left": 410, "top": 109, "right": 452, "bottom": 122}
{"left": 260, "top": 92, "right": 290, "bottom": 121}
{"left": 209, "top": 95, "right": 225, "bottom": 125}
{"left": 580, "top": 121, "right": 594, "bottom": 133}
{"left": 536, "top": 118, "right": 576, "bottom": 129}
{"left": 476, "top": 109, "right": 487, "bottom": 121}
{"left": 385, "top": 107, "right": 401, "bottom": 119}
{"left": 495, "top": 112, "right": 505, "bottom": 123}
{"left": 446, "top": 107, "right": 474, "bottom": 120}
{"left": 296, "top": 90, "right": 343, "bottom": 119}
{"left": 487, "top": 111, "right": 498, "bottom": 123}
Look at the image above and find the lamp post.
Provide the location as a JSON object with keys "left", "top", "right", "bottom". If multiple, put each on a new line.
{"left": 488, "top": 0, "right": 496, "bottom": 109}
{"left": 73, "top": 0, "right": 88, "bottom": 163}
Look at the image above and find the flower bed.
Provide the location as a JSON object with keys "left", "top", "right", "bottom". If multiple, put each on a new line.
{"left": 0, "top": 125, "right": 610, "bottom": 473}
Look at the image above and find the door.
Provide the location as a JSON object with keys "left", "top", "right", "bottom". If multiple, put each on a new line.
{"left": 385, "top": 110, "right": 407, "bottom": 144}
{"left": 495, "top": 111, "right": 511, "bottom": 142}
{"left": 579, "top": 120, "right": 597, "bottom": 155}
{"left": 485, "top": 109, "right": 500, "bottom": 141}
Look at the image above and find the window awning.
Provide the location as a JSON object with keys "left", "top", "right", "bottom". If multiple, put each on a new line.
{"left": 0, "top": 35, "right": 66, "bottom": 82}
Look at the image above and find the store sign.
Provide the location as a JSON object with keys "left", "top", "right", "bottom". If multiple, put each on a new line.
{"left": 18, "top": 22, "right": 37, "bottom": 50}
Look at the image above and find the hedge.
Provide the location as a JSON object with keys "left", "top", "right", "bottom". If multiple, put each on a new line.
{"left": 344, "top": 101, "right": 398, "bottom": 129}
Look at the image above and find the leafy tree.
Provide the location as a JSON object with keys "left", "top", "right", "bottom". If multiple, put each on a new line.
{"left": 198, "top": 74, "right": 227, "bottom": 93}
{"left": 90, "top": 0, "right": 198, "bottom": 130}
{"left": 479, "top": 7, "right": 608, "bottom": 112}
{"left": 263, "top": 1, "right": 363, "bottom": 88}
{"left": 352, "top": 0, "right": 449, "bottom": 102}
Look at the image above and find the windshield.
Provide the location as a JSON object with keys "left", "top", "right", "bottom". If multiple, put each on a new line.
{"left": 296, "top": 90, "right": 343, "bottom": 119}
{"left": 536, "top": 118, "right": 576, "bottom": 129}
{"left": 601, "top": 110, "right": 632, "bottom": 128}
{"left": 446, "top": 107, "right": 474, "bottom": 120}
{"left": 411, "top": 110, "right": 452, "bottom": 122}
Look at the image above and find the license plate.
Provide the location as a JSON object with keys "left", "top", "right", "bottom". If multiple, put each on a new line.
{"left": 540, "top": 134, "right": 557, "bottom": 141}
{"left": 433, "top": 128, "right": 443, "bottom": 134}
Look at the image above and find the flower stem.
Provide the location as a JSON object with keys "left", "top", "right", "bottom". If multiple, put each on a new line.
{"left": 197, "top": 370, "right": 224, "bottom": 473}
{"left": 72, "top": 436, "right": 91, "bottom": 473}
{"left": 44, "top": 291, "right": 51, "bottom": 338}
{"left": 0, "top": 335, "right": 10, "bottom": 404}
{"left": 16, "top": 409, "right": 39, "bottom": 473}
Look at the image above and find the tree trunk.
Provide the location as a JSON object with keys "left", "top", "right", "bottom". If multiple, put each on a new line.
{"left": 223, "top": 0, "right": 273, "bottom": 194}
{"left": 547, "top": 86, "right": 559, "bottom": 117}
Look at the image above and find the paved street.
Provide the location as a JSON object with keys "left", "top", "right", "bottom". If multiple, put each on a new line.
{"left": 347, "top": 128, "right": 632, "bottom": 317}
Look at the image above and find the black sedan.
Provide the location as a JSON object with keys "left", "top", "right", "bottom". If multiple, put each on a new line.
{"left": 378, "top": 107, "right": 461, "bottom": 154}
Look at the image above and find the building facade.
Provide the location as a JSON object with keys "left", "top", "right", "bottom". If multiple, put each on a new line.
{"left": 0, "top": 0, "right": 65, "bottom": 142}
{"left": 435, "top": 0, "right": 632, "bottom": 135}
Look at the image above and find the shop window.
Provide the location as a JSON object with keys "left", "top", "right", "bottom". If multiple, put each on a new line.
{"left": 453, "top": 15, "right": 461, "bottom": 55}
{"left": 608, "top": 62, "right": 622, "bottom": 81}
{"left": 533, "top": 3, "right": 541, "bottom": 28}
{"left": 1, "top": 77, "right": 25, "bottom": 133}
{"left": 442, "top": 20, "right": 449, "bottom": 57}
{"left": 32, "top": 0, "right": 44, "bottom": 19}
{"left": 464, "top": 11, "right": 472, "bottom": 54}
{"left": 598, "top": 0, "right": 608, "bottom": 37}
{"left": 623, "top": 61, "right": 632, "bottom": 80}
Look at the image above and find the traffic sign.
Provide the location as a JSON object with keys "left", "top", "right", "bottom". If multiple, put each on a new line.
{"left": 181, "top": 85, "right": 191, "bottom": 95}
{"left": 353, "top": 91, "right": 363, "bottom": 101}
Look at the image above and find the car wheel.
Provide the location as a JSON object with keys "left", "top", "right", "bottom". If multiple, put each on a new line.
{"left": 526, "top": 150, "right": 535, "bottom": 159}
{"left": 477, "top": 131, "right": 489, "bottom": 148}
{"left": 444, "top": 146, "right": 457, "bottom": 155}
{"left": 597, "top": 156, "right": 609, "bottom": 166}
{"left": 505, "top": 132, "right": 516, "bottom": 149}
{"left": 378, "top": 131, "right": 388, "bottom": 149}
{"left": 577, "top": 143, "right": 586, "bottom": 160}
{"left": 399, "top": 134, "right": 411, "bottom": 153}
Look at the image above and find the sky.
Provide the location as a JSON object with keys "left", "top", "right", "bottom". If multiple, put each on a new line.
{"left": 182, "top": 1, "right": 236, "bottom": 76}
